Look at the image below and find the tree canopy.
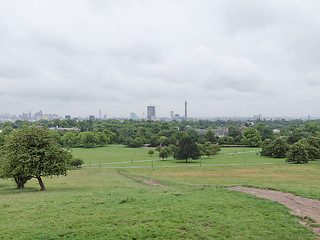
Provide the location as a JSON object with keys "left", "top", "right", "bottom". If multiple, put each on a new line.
{"left": 174, "top": 136, "right": 201, "bottom": 162}
{"left": 0, "top": 126, "right": 72, "bottom": 190}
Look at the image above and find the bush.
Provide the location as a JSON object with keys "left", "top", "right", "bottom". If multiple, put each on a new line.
{"left": 286, "top": 140, "right": 310, "bottom": 164}
{"left": 70, "top": 158, "right": 84, "bottom": 169}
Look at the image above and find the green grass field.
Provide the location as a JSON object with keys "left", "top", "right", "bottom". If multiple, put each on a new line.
{"left": 0, "top": 145, "right": 319, "bottom": 239}
{"left": 72, "top": 145, "right": 282, "bottom": 168}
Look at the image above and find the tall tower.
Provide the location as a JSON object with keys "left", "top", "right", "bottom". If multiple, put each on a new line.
{"left": 147, "top": 106, "right": 156, "bottom": 121}
{"left": 185, "top": 101, "right": 187, "bottom": 119}
{"left": 99, "top": 109, "right": 102, "bottom": 119}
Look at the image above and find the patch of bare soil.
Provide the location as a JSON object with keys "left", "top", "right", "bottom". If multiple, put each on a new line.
{"left": 228, "top": 186, "right": 320, "bottom": 238}
{"left": 117, "top": 170, "right": 166, "bottom": 187}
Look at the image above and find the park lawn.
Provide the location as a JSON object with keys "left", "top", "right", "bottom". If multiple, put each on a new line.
{"left": 71, "top": 145, "right": 155, "bottom": 164}
{"left": 128, "top": 161, "right": 320, "bottom": 200}
{"left": 79, "top": 149, "right": 284, "bottom": 169}
{"left": 72, "top": 145, "right": 284, "bottom": 169}
{"left": 0, "top": 167, "right": 317, "bottom": 240}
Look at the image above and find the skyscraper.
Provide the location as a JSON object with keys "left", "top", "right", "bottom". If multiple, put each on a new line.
{"left": 185, "top": 101, "right": 187, "bottom": 119}
{"left": 147, "top": 106, "right": 156, "bottom": 121}
{"left": 170, "top": 111, "right": 174, "bottom": 119}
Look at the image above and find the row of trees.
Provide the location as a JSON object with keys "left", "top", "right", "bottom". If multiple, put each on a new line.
{"left": 260, "top": 136, "right": 320, "bottom": 163}
{"left": 2, "top": 118, "right": 320, "bottom": 152}
{"left": 152, "top": 138, "right": 221, "bottom": 162}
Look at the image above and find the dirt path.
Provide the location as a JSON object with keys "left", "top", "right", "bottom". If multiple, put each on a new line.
{"left": 228, "top": 186, "right": 320, "bottom": 238}
{"left": 117, "top": 170, "right": 166, "bottom": 187}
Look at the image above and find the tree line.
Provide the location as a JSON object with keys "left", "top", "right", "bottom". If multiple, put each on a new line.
{"left": 1, "top": 119, "right": 320, "bottom": 149}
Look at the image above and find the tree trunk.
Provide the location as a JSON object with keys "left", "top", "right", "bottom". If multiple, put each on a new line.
{"left": 186, "top": 158, "right": 188, "bottom": 163}
{"left": 14, "top": 175, "right": 32, "bottom": 189}
{"left": 37, "top": 176, "right": 46, "bottom": 191}
{"left": 14, "top": 177, "right": 25, "bottom": 189}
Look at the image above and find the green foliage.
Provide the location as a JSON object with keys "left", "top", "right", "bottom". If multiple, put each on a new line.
{"left": 286, "top": 139, "right": 310, "bottom": 164}
{"left": 306, "top": 137, "right": 320, "bottom": 160}
{"left": 127, "top": 137, "right": 143, "bottom": 148}
{"left": 79, "top": 131, "right": 98, "bottom": 148}
{"left": 205, "top": 129, "right": 217, "bottom": 143}
{"left": 0, "top": 133, "right": 5, "bottom": 147}
{"left": 61, "top": 131, "right": 79, "bottom": 147}
{"left": 217, "top": 136, "right": 235, "bottom": 145}
{"left": 241, "top": 128, "right": 262, "bottom": 147}
{"left": 304, "top": 122, "right": 318, "bottom": 136}
{"left": 167, "top": 144, "right": 177, "bottom": 155}
{"left": 159, "top": 147, "right": 170, "bottom": 160}
{"left": 256, "top": 123, "right": 274, "bottom": 141}
{"left": 286, "top": 130, "right": 303, "bottom": 145}
{"left": 148, "top": 149, "right": 155, "bottom": 157}
{"left": 0, "top": 126, "right": 72, "bottom": 190}
{"left": 260, "top": 138, "right": 289, "bottom": 158}
{"left": 69, "top": 158, "right": 84, "bottom": 169}
{"left": 1, "top": 126, "right": 14, "bottom": 135}
{"left": 228, "top": 125, "right": 241, "bottom": 139}
{"left": 174, "top": 136, "right": 201, "bottom": 162}
{"left": 199, "top": 142, "right": 221, "bottom": 158}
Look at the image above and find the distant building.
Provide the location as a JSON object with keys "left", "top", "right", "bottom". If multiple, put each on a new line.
{"left": 130, "top": 112, "right": 138, "bottom": 120}
{"left": 49, "top": 126, "right": 80, "bottom": 131}
{"left": 147, "top": 106, "right": 156, "bottom": 121}
{"left": 65, "top": 115, "right": 71, "bottom": 120}
{"left": 213, "top": 126, "right": 229, "bottom": 138}
{"left": 174, "top": 114, "right": 181, "bottom": 121}
{"left": 185, "top": 101, "right": 188, "bottom": 119}
{"left": 170, "top": 111, "right": 174, "bottom": 119}
{"left": 89, "top": 115, "right": 96, "bottom": 121}
{"left": 273, "top": 129, "right": 281, "bottom": 134}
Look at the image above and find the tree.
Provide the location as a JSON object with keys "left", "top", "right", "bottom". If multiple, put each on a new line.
{"left": 174, "top": 136, "right": 201, "bottom": 162}
{"left": 305, "top": 123, "right": 318, "bottom": 136}
{"left": 167, "top": 144, "right": 177, "bottom": 155}
{"left": 228, "top": 125, "right": 241, "bottom": 139}
{"left": 128, "top": 137, "right": 143, "bottom": 148}
{"left": 307, "top": 137, "right": 320, "bottom": 160}
{"left": 241, "top": 128, "right": 262, "bottom": 147}
{"left": 217, "top": 136, "right": 234, "bottom": 145}
{"left": 148, "top": 149, "right": 155, "bottom": 157}
{"left": 256, "top": 123, "right": 274, "bottom": 141}
{"left": 0, "top": 127, "right": 72, "bottom": 190}
{"left": 199, "top": 142, "right": 221, "bottom": 158}
{"left": 61, "top": 131, "right": 79, "bottom": 147}
{"left": 70, "top": 158, "right": 84, "bottom": 169}
{"left": 79, "top": 131, "right": 98, "bottom": 148}
{"left": 159, "top": 147, "right": 170, "bottom": 160}
{"left": 286, "top": 139, "right": 310, "bottom": 164}
{"left": 96, "top": 131, "right": 110, "bottom": 146}
{"left": 0, "top": 133, "right": 5, "bottom": 147}
{"left": 260, "top": 138, "right": 289, "bottom": 158}
{"left": 205, "top": 130, "right": 217, "bottom": 143}
{"left": 1, "top": 126, "right": 14, "bottom": 135}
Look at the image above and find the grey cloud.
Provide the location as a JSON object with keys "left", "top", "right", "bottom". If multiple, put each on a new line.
{"left": 0, "top": 0, "right": 320, "bottom": 117}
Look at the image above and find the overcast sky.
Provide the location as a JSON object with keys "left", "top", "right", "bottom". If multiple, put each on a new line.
{"left": 1, "top": 0, "right": 320, "bottom": 118}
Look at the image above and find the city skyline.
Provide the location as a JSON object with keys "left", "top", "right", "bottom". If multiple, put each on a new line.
{"left": 1, "top": 1, "right": 320, "bottom": 118}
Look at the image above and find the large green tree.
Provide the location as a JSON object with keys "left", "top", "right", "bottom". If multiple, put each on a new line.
{"left": 241, "top": 128, "right": 262, "bottom": 147}
{"left": 0, "top": 127, "right": 72, "bottom": 190}
{"left": 174, "top": 136, "right": 201, "bottom": 162}
{"left": 260, "top": 138, "right": 289, "bottom": 158}
{"left": 286, "top": 139, "right": 310, "bottom": 164}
